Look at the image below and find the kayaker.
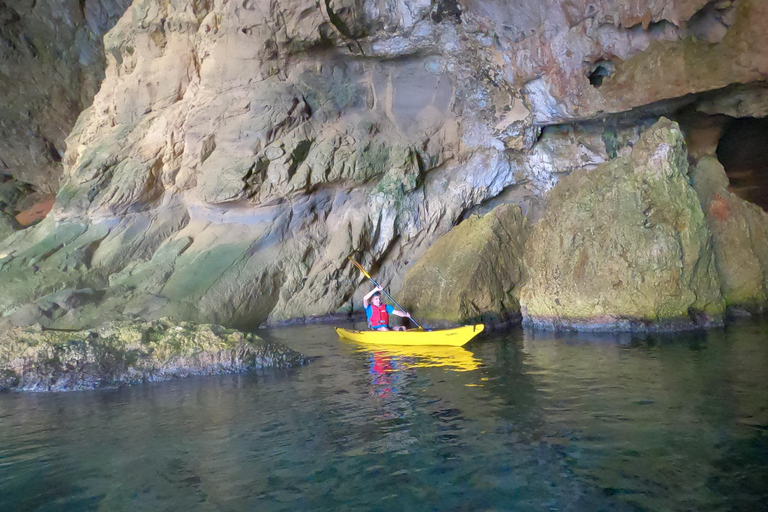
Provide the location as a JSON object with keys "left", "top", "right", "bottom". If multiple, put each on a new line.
{"left": 363, "top": 286, "right": 411, "bottom": 331}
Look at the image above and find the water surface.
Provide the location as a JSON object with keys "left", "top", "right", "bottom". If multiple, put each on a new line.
{"left": 1, "top": 320, "right": 767, "bottom": 511}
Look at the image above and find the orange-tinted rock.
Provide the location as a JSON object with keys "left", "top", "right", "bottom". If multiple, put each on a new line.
{"left": 691, "top": 157, "right": 768, "bottom": 308}
{"left": 15, "top": 196, "right": 55, "bottom": 227}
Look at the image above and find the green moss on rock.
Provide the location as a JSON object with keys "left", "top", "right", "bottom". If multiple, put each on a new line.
{"left": 399, "top": 203, "right": 529, "bottom": 326}
{"left": 0, "top": 318, "right": 310, "bottom": 392}
{"left": 520, "top": 118, "right": 725, "bottom": 331}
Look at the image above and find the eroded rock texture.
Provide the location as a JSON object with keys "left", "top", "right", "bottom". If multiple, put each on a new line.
{"left": 520, "top": 119, "right": 725, "bottom": 331}
{"left": 0, "top": 0, "right": 132, "bottom": 193}
{"left": 0, "top": 0, "right": 556, "bottom": 330}
{"left": 399, "top": 203, "right": 529, "bottom": 326}
{"left": 0, "top": 318, "right": 309, "bottom": 392}
{"left": 691, "top": 157, "right": 768, "bottom": 310}
{"left": 0, "top": 0, "right": 767, "bottom": 332}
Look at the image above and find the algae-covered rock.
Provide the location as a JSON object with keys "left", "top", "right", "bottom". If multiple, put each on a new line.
{"left": 519, "top": 118, "right": 725, "bottom": 331}
{"left": 6, "top": 0, "right": 765, "bottom": 334}
{"left": 399, "top": 203, "right": 529, "bottom": 326}
{"left": 0, "top": 318, "right": 310, "bottom": 392}
{"left": 691, "top": 157, "right": 768, "bottom": 310}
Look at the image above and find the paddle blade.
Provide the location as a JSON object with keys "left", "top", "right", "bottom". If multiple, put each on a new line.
{"left": 348, "top": 257, "right": 371, "bottom": 279}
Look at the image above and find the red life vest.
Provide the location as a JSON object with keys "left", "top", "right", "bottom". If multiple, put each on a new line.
{"left": 368, "top": 303, "right": 389, "bottom": 327}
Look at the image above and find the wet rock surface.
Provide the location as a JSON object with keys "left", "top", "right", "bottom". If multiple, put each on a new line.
{"left": 0, "top": 318, "right": 310, "bottom": 392}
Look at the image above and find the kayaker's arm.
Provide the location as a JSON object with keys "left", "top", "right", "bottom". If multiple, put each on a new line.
{"left": 391, "top": 310, "right": 411, "bottom": 318}
{"left": 362, "top": 286, "right": 383, "bottom": 308}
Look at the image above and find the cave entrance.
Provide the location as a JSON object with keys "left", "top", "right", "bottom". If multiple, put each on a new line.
{"left": 587, "top": 60, "right": 614, "bottom": 88}
{"left": 716, "top": 117, "right": 768, "bottom": 210}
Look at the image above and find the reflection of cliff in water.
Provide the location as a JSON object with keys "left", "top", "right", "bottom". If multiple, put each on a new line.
{"left": 518, "top": 324, "right": 768, "bottom": 511}
{"left": 465, "top": 331, "right": 544, "bottom": 440}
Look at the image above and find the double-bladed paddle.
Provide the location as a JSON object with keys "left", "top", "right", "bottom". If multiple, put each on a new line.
{"left": 348, "top": 256, "right": 423, "bottom": 329}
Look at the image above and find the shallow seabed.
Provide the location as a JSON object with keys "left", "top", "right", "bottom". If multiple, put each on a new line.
{"left": 1, "top": 319, "right": 767, "bottom": 511}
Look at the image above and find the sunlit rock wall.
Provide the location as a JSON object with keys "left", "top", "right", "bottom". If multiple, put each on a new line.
{"left": 0, "top": 0, "right": 767, "bottom": 331}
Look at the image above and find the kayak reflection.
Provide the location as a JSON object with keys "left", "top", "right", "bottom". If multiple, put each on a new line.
{"left": 349, "top": 343, "right": 482, "bottom": 372}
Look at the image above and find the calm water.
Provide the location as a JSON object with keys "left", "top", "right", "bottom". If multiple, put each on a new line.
{"left": 1, "top": 320, "right": 767, "bottom": 511}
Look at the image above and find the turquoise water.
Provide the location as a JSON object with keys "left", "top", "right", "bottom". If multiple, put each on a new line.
{"left": 1, "top": 320, "right": 767, "bottom": 511}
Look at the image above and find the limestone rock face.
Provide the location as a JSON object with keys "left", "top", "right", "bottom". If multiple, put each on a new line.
{"left": 0, "top": 318, "right": 310, "bottom": 392}
{"left": 6, "top": 0, "right": 768, "bottom": 200}
{"left": 1, "top": 0, "right": 766, "bottom": 332}
{"left": 520, "top": 119, "right": 725, "bottom": 330}
{"left": 0, "top": 0, "right": 567, "bottom": 330}
{"left": 0, "top": 0, "right": 132, "bottom": 192}
{"left": 691, "top": 157, "right": 768, "bottom": 309}
{"left": 482, "top": 0, "right": 768, "bottom": 124}
{"left": 399, "top": 204, "right": 529, "bottom": 326}
{"left": 698, "top": 83, "right": 768, "bottom": 119}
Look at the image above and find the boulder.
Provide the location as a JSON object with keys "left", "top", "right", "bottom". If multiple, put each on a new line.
{"left": 690, "top": 157, "right": 768, "bottom": 310}
{"left": 399, "top": 203, "right": 529, "bottom": 326}
{"left": 519, "top": 118, "right": 725, "bottom": 331}
{"left": 0, "top": 318, "right": 310, "bottom": 392}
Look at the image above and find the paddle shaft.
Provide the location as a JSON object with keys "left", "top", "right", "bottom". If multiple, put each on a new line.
{"left": 349, "top": 258, "right": 423, "bottom": 329}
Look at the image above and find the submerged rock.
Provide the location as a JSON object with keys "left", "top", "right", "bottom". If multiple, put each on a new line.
{"left": 691, "top": 157, "right": 768, "bottom": 311}
{"left": 399, "top": 203, "right": 529, "bottom": 327}
{"left": 520, "top": 118, "right": 725, "bottom": 331}
{"left": 0, "top": 318, "right": 310, "bottom": 392}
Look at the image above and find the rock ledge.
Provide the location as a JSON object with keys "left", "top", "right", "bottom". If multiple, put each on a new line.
{"left": 0, "top": 319, "right": 310, "bottom": 392}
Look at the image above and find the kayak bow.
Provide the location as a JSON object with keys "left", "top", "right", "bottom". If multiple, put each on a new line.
{"left": 335, "top": 324, "right": 484, "bottom": 347}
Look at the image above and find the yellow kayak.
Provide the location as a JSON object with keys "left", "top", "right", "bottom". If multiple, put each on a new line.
{"left": 335, "top": 324, "right": 484, "bottom": 346}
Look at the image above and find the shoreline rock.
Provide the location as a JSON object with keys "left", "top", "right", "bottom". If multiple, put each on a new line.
{"left": 0, "top": 318, "right": 311, "bottom": 393}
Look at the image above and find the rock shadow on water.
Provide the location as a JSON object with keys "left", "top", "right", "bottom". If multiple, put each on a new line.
{"left": 522, "top": 325, "right": 715, "bottom": 350}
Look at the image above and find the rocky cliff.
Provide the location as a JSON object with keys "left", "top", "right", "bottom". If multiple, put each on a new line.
{"left": 1, "top": 0, "right": 767, "bottom": 332}
{"left": 0, "top": 0, "right": 132, "bottom": 195}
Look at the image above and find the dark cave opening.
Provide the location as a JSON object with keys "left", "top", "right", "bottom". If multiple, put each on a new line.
{"left": 587, "top": 60, "right": 614, "bottom": 88}
{"left": 716, "top": 117, "right": 768, "bottom": 210}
